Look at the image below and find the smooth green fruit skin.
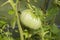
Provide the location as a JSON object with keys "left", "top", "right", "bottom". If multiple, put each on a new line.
{"left": 20, "top": 9, "right": 42, "bottom": 30}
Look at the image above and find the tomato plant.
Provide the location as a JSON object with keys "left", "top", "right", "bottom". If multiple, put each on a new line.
{"left": 0, "top": 0, "right": 60, "bottom": 40}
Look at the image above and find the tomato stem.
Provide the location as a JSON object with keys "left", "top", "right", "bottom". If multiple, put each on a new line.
{"left": 8, "top": 0, "right": 24, "bottom": 40}
{"left": 27, "top": 0, "right": 33, "bottom": 10}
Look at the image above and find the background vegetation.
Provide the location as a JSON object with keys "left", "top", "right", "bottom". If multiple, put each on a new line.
{"left": 0, "top": 0, "right": 60, "bottom": 40}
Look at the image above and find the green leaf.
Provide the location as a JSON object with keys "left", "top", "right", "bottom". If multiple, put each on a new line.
{"left": 8, "top": 10, "right": 15, "bottom": 15}
{"left": 50, "top": 24, "right": 59, "bottom": 34}
{"left": 46, "top": 7, "right": 59, "bottom": 22}
{"left": 0, "top": 20, "right": 6, "bottom": 27}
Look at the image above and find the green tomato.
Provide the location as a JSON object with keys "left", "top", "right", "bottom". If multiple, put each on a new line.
{"left": 20, "top": 9, "right": 42, "bottom": 30}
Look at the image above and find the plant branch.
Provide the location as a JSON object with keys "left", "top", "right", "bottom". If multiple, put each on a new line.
{"left": 0, "top": 1, "right": 9, "bottom": 7}
{"left": 8, "top": 0, "right": 24, "bottom": 40}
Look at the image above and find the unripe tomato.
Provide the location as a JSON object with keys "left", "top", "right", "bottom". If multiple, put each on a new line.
{"left": 20, "top": 9, "right": 42, "bottom": 30}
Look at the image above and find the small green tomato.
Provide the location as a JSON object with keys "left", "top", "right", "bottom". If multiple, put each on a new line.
{"left": 20, "top": 9, "right": 42, "bottom": 30}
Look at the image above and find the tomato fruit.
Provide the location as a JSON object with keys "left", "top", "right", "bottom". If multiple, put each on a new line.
{"left": 20, "top": 9, "right": 42, "bottom": 30}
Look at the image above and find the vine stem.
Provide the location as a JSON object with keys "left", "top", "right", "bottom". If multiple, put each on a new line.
{"left": 15, "top": 5, "right": 24, "bottom": 40}
{"left": 8, "top": 0, "right": 24, "bottom": 40}
{"left": 26, "top": 0, "right": 33, "bottom": 10}
{"left": 41, "top": 27, "right": 45, "bottom": 40}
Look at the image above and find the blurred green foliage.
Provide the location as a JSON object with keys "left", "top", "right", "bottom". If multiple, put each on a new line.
{"left": 0, "top": 0, "right": 60, "bottom": 40}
